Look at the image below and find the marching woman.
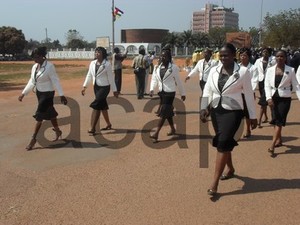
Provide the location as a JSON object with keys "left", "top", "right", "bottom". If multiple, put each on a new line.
{"left": 81, "top": 47, "right": 118, "bottom": 135}
{"left": 254, "top": 47, "right": 276, "bottom": 128}
{"left": 149, "top": 48, "right": 186, "bottom": 143}
{"left": 185, "top": 47, "right": 218, "bottom": 91}
{"left": 18, "top": 47, "right": 68, "bottom": 150}
{"left": 238, "top": 47, "right": 259, "bottom": 138}
{"left": 200, "top": 43, "right": 257, "bottom": 196}
{"left": 265, "top": 50, "right": 300, "bottom": 155}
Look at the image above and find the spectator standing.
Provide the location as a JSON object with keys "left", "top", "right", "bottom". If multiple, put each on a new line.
{"left": 132, "top": 48, "right": 149, "bottom": 99}
{"left": 112, "top": 47, "right": 127, "bottom": 95}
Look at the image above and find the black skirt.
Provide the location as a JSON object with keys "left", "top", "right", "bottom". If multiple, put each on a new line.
{"left": 211, "top": 105, "right": 244, "bottom": 152}
{"left": 157, "top": 91, "right": 176, "bottom": 118}
{"left": 90, "top": 84, "right": 110, "bottom": 110}
{"left": 269, "top": 96, "right": 291, "bottom": 126}
{"left": 34, "top": 90, "right": 58, "bottom": 121}
{"left": 258, "top": 81, "right": 268, "bottom": 106}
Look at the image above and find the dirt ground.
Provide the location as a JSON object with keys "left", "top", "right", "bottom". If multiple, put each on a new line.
{"left": 0, "top": 59, "right": 300, "bottom": 225}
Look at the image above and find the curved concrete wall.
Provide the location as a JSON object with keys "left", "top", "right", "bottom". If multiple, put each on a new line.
{"left": 121, "top": 29, "right": 169, "bottom": 43}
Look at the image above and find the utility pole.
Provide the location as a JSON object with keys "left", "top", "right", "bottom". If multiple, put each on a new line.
{"left": 45, "top": 28, "right": 49, "bottom": 58}
{"left": 45, "top": 28, "right": 48, "bottom": 44}
{"left": 112, "top": 0, "right": 115, "bottom": 52}
{"left": 259, "top": 0, "right": 263, "bottom": 47}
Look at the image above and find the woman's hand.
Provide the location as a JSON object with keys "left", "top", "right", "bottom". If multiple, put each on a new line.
{"left": 81, "top": 87, "right": 86, "bottom": 96}
{"left": 60, "top": 96, "right": 68, "bottom": 105}
{"left": 149, "top": 91, "right": 154, "bottom": 97}
{"left": 250, "top": 119, "right": 258, "bottom": 130}
{"left": 18, "top": 94, "right": 24, "bottom": 102}
{"left": 200, "top": 109, "right": 209, "bottom": 123}
{"left": 113, "top": 91, "right": 119, "bottom": 98}
{"left": 267, "top": 99, "right": 273, "bottom": 107}
{"left": 185, "top": 76, "right": 190, "bottom": 83}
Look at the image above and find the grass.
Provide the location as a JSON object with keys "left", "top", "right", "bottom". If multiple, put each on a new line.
{"left": 0, "top": 62, "right": 88, "bottom": 87}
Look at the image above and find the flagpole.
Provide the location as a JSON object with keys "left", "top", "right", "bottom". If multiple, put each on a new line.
{"left": 112, "top": 0, "right": 115, "bottom": 52}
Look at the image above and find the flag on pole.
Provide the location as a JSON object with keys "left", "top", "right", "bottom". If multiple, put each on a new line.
{"left": 113, "top": 6, "right": 124, "bottom": 21}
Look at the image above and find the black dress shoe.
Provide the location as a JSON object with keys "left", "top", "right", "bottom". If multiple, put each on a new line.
{"left": 207, "top": 189, "right": 217, "bottom": 196}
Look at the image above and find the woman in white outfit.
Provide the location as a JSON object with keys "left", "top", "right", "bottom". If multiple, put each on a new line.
{"left": 81, "top": 47, "right": 118, "bottom": 135}
{"left": 149, "top": 48, "right": 186, "bottom": 143}
{"left": 18, "top": 47, "right": 68, "bottom": 150}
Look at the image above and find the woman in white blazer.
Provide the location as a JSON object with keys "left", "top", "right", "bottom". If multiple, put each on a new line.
{"left": 200, "top": 43, "right": 257, "bottom": 196}
{"left": 254, "top": 47, "right": 276, "bottom": 127}
{"left": 149, "top": 48, "right": 186, "bottom": 142}
{"left": 18, "top": 47, "right": 68, "bottom": 150}
{"left": 239, "top": 48, "right": 259, "bottom": 138}
{"left": 81, "top": 47, "right": 118, "bottom": 135}
{"left": 265, "top": 50, "right": 300, "bottom": 155}
{"left": 185, "top": 48, "right": 218, "bottom": 91}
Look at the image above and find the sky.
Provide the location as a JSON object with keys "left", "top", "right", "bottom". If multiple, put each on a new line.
{"left": 1, "top": 0, "right": 299, "bottom": 45}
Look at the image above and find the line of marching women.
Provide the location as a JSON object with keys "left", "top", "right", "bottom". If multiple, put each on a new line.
{"left": 19, "top": 45, "right": 300, "bottom": 197}
{"left": 198, "top": 44, "right": 300, "bottom": 196}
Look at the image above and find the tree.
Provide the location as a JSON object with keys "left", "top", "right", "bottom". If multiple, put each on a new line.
{"left": 0, "top": 26, "right": 26, "bottom": 55}
{"left": 181, "top": 30, "right": 194, "bottom": 48}
{"left": 65, "top": 29, "right": 83, "bottom": 44}
{"left": 208, "top": 27, "right": 227, "bottom": 48}
{"left": 67, "top": 39, "right": 85, "bottom": 50}
{"left": 52, "top": 40, "right": 63, "bottom": 49}
{"left": 262, "top": 8, "right": 300, "bottom": 48}
{"left": 247, "top": 27, "right": 260, "bottom": 47}
{"left": 192, "top": 32, "right": 209, "bottom": 48}
{"left": 26, "top": 39, "right": 40, "bottom": 50}
{"left": 208, "top": 27, "right": 238, "bottom": 48}
{"left": 161, "top": 32, "right": 180, "bottom": 52}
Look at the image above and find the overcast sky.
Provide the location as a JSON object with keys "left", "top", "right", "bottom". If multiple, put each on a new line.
{"left": 1, "top": 0, "right": 299, "bottom": 44}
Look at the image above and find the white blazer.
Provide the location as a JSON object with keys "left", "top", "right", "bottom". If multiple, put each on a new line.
{"left": 254, "top": 56, "right": 276, "bottom": 82}
{"left": 22, "top": 60, "right": 64, "bottom": 96}
{"left": 150, "top": 63, "right": 185, "bottom": 96}
{"left": 264, "top": 64, "right": 300, "bottom": 100}
{"left": 296, "top": 66, "right": 300, "bottom": 84}
{"left": 83, "top": 59, "right": 117, "bottom": 92}
{"left": 187, "top": 58, "right": 218, "bottom": 82}
{"left": 239, "top": 62, "right": 258, "bottom": 91}
{"left": 201, "top": 62, "right": 256, "bottom": 119}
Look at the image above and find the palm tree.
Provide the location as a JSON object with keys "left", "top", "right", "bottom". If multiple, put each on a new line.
{"left": 193, "top": 32, "right": 209, "bottom": 48}
{"left": 161, "top": 32, "right": 180, "bottom": 53}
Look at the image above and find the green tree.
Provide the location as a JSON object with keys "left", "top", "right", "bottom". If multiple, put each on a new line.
{"left": 247, "top": 27, "right": 260, "bottom": 47}
{"left": 192, "top": 32, "right": 209, "bottom": 48}
{"left": 208, "top": 27, "right": 227, "bottom": 48}
{"left": 26, "top": 39, "right": 40, "bottom": 50}
{"left": 161, "top": 32, "right": 180, "bottom": 52}
{"left": 0, "top": 26, "right": 26, "bottom": 56}
{"left": 262, "top": 8, "right": 300, "bottom": 48}
{"left": 67, "top": 39, "right": 85, "bottom": 50}
{"left": 181, "top": 30, "right": 194, "bottom": 48}
{"left": 65, "top": 29, "right": 83, "bottom": 44}
{"left": 83, "top": 40, "right": 96, "bottom": 49}
{"left": 208, "top": 27, "right": 238, "bottom": 48}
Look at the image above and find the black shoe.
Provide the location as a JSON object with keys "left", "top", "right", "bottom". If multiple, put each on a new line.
{"left": 207, "top": 189, "right": 217, "bottom": 196}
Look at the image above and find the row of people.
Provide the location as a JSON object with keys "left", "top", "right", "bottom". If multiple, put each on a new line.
{"left": 19, "top": 44, "right": 300, "bottom": 197}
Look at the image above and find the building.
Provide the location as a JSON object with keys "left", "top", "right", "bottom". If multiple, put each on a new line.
{"left": 121, "top": 29, "right": 169, "bottom": 43}
{"left": 192, "top": 3, "right": 239, "bottom": 33}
